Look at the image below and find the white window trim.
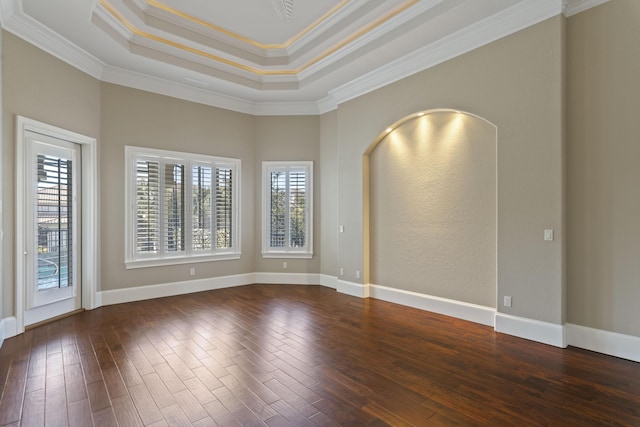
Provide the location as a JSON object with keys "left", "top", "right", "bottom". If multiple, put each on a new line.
{"left": 125, "top": 146, "right": 241, "bottom": 269}
{"left": 262, "top": 161, "right": 313, "bottom": 259}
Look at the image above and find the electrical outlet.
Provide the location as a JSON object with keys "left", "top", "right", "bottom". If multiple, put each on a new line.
{"left": 189, "top": 267, "right": 196, "bottom": 276}
{"left": 355, "top": 270, "right": 361, "bottom": 279}
{"left": 340, "top": 268, "right": 344, "bottom": 276}
{"left": 504, "top": 296, "right": 512, "bottom": 307}
{"left": 283, "top": 262, "right": 287, "bottom": 269}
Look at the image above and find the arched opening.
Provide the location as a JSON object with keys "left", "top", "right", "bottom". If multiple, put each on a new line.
{"left": 363, "top": 109, "right": 497, "bottom": 308}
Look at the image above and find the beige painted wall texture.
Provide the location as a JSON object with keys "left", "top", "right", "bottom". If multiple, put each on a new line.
{"left": 2, "top": 32, "right": 101, "bottom": 318}
{"left": 336, "top": 17, "right": 565, "bottom": 324}
{"left": 567, "top": 1, "right": 640, "bottom": 337}
{"left": 100, "top": 83, "right": 256, "bottom": 291}
{"left": 319, "top": 111, "right": 339, "bottom": 277}
{"left": 369, "top": 112, "right": 496, "bottom": 307}
{"left": 253, "top": 116, "right": 321, "bottom": 274}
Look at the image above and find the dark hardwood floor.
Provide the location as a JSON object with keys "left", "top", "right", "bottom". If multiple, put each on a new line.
{"left": 0, "top": 284, "right": 639, "bottom": 426}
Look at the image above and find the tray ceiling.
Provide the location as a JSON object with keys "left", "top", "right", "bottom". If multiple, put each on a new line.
{"left": 0, "top": 0, "right": 602, "bottom": 114}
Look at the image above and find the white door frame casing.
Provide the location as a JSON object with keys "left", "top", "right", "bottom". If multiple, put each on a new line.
{"left": 15, "top": 116, "right": 99, "bottom": 334}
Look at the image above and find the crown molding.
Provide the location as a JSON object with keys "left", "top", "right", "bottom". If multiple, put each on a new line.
{"left": 563, "top": 0, "right": 609, "bottom": 17}
{"left": 0, "top": 0, "right": 611, "bottom": 116}
{"left": 0, "top": 0, "right": 105, "bottom": 79}
{"left": 101, "top": 65, "right": 320, "bottom": 115}
{"left": 329, "top": 0, "right": 565, "bottom": 106}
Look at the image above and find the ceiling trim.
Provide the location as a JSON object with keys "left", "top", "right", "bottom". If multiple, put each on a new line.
{"left": 563, "top": 0, "right": 609, "bottom": 17}
{"left": 141, "top": 0, "right": 352, "bottom": 51}
{"left": 96, "top": 0, "right": 421, "bottom": 79}
{"left": 0, "top": 0, "right": 104, "bottom": 79}
{"left": 326, "top": 0, "right": 567, "bottom": 108}
{"left": 0, "top": 0, "right": 611, "bottom": 116}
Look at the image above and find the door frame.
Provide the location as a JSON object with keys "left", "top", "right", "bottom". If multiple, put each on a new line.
{"left": 15, "top": 116, "right": 99, "bottom": 334}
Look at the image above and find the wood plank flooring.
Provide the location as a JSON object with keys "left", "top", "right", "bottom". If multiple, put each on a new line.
{"left": 0, "top": 284, "right": 639, "bottom": 426}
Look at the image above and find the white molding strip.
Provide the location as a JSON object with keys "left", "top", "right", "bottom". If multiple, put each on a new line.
{"left": 566, "top": 323, "right": 640, "bottom": 363}
{"left": 0, "top": 316, "right": 17, "bottom": 344}
{"left": 100, "top": 273, "right": 255, "bottom": 306}
{"left": 563, "top": 0, "right": 609, "bottom": 17}
{"left": 320, "top": 274, "right": 338, "bottom": 290}
{"left": 369, "top": 284, "right": 496, "bottom": 327}
{"left": 0, "top": 0, "right": 104, "bottom": 79}
{"left": 495, "top": 313, "right": 567, "bottom": 348}
{"left": 336, "top": 280, "right": 370, "bottom": 298}
{"left": 329, "top": 0, "right": 564, "bottom": 106}
{"left": 254, "top": 272, "right": 322, "bottom": 285}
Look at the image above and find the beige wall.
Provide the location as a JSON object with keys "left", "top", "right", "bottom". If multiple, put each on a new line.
{"left": 336, "top": 16, "right": 565, "bottom": 324}
{"left": 567, "top": 1, "right": 640, "bottom": 337}
{"left": 100, "top": 83, "right": 256, "bottom": 290}
{"left": 253, "top": 115, "right": 321, "bottom": 274}
{"left": 320, "top": 111, "right": 338, "bottom": 277}
{"left": 369, "top": 111, "right": 496, "bottom": 307}
{"left": 2, "top": 32, "right": 101, "bottom": 318}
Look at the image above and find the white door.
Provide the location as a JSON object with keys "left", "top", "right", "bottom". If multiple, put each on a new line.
{"left": 23, "top": 131, "right": 82, "bottom": 326}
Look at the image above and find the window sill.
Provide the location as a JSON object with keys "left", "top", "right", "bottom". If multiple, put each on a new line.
{"left": 261, "top": 252, "right": 313, "bottom": 259}
{"left": 125, "top": 253, "right": 241, "bottom": 269}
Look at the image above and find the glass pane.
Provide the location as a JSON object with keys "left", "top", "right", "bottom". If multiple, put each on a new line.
{"left": 37, "top": 155, "right": 72, "bottom": 290}
{"left": 215, "top": 167, "right": 233, "bottom": 249}
{"left": 192, "top": 165, "right": 212, "bottom": 251}
{"left": 135, "top": 160, "right": 160, "bottom": 254}
{"left": 164, "top": 163, "right": 185, "bottom": 253}
{"left": 289, "top": 170, "right": 306, "bottom": 248}
{"left": 270, "top": 171, "right": 286, "bottom": 248}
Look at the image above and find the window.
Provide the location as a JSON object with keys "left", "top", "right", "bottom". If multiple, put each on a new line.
{"left": 262, "top": 161, "right": 313, "bottom": 258}
{"left": 125, "top": 146, "right": 240, "bottom": 268}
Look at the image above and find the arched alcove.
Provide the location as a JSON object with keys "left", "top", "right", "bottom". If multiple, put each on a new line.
{"left": 364, "top": 109, "right": 497, "bottom": 307}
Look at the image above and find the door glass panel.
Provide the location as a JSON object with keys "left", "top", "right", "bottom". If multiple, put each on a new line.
{"left": 37, "top": 154, "right": 73, "bottom": 291}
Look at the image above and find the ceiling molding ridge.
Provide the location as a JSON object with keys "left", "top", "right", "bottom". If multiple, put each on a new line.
{"left": 0, "top": 0, "right": 19, "bottom": 27}
{"left": 100, "top": 65, "right": 318, "bottom": 116}
{"left": 2, "top": 1, "right": 105, "bottom": 79}
{"left": 93, "top": 1, "right": 134, "bottom": 41}
{"left": 285, "top": 0, "right": 369, "bottom": 56}
{"left": 329, "top": 0, "right": 564, "bottom": 106}
{"left": 297, "top": 0, "right": 445, "bottom": 81}
{"left": 101, "top": 65, "right": 257, "bottom": 114}
{"left": 563, "top": 0, "right": 609, "bottom": 17}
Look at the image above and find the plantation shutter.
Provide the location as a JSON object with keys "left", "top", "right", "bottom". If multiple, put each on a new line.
{"left": 135, "top": 159, "right": 160, "bottom": 254}
{"left": 192, "top": 165, "right": 213, "bottom": 251}
{"left": 215, "top": 166, "right": 233, "bottom": 249}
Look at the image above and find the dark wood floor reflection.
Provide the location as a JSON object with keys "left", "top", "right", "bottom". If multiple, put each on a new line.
{"left": 1, "top": 285, "right": 639, "bottom": 426}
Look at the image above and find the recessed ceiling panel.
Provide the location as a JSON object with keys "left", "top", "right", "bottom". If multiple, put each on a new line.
{"left": 156, "top": 0, "right": 346, "bottom": 45}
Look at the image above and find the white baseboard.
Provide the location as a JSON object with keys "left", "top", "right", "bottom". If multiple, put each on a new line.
{"left": 254, "top": 272, "right": 322, "bottom": 285}
{"left": 566, "top": 323, "right": 640, "bottom": 363}
{"left": 320, "top": 274, "right": 338, "bottom": 289}
{"left": 369, "top": 284, "right": 496, "bottom": 327}
{"left": 100, "top": 273, "right": 256, "bottom": 306}
{"left": 1, "top": 316, "right": 17, "bottom": 345}
{"left": 495, "top": 313, "right": 567, "bottom": 348}
{"left": 336, "top": 280, "right": 370, "bottom": 298}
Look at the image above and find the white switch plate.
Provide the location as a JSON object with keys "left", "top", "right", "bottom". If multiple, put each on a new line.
{"left": 544, "top": 229, "right": 554, "bottom": 241}
{"left": 189, "top": 268, "right": 196, "bottom": 276}
{"left": 504, "top": 296, "right": 512, "bottom": 307}
{"left": 339, "top": 225, "right": 344, "bottom": 233}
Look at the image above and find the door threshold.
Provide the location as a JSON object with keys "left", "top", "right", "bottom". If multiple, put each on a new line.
{"left": 25, "top": 308, "right": 85, "bottom": 331}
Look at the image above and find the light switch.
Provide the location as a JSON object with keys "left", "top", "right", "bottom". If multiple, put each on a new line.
{"left": 339, "top": 225, "right": 344, "bottom": 233}
{"left": 544, "top": 229, "right": 554, "bottom": 241}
